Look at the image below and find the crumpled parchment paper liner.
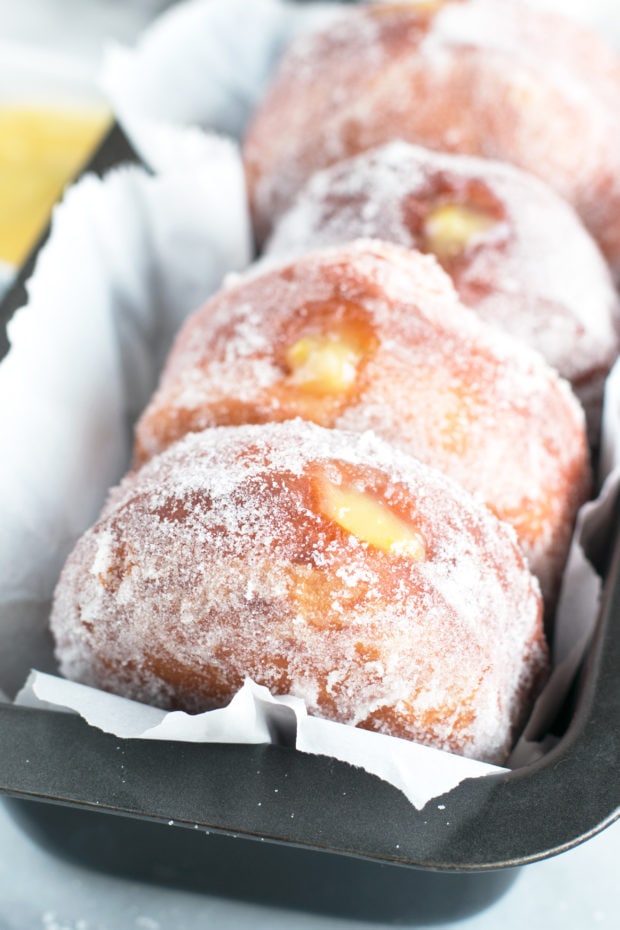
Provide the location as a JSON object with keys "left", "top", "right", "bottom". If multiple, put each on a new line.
{"left": 17, "top": 673, "right": 505, "bottom": 811}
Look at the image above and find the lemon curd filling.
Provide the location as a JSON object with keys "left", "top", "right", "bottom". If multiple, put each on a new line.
{"left": 318, "top": 477, "right": 426, "bottom": 560}
{"left": 423, "top": 202, "right": 499, "bottom": 261}
{"left": 286, "top": 333, "right": 363, "bottom": 394}
{"left": 0, "top": 106, "right": 110, "bottom": 265}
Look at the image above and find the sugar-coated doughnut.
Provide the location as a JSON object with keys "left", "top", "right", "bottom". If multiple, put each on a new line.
{"left": 244, "top": 0, "right": 620, "bottom": 273}
{"left": 266, "top": 141, "right": 620, "bottom": 434}
{"left": 134, "top": 240, "right": 590, "bottom": 606}
{"left": 51, "top": 420, "right": 548, "bottom": 764}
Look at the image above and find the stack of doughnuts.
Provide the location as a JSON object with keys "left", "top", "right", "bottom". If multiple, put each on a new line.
{"left": 51, "top": 0, "right": 620, "bottom": 765}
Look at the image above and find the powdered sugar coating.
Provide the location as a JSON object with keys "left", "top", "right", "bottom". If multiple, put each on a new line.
{"left": 51, "top": 420, "right": 547, "bottom": 764}
{"left": 244, "top": 0, "right": 620, "bottom": 273}
{"left": 266, "top": 141, "right": 620, "bottom": 432}
{"left": 135, "top": 240, "right": 590, "bottom": 604}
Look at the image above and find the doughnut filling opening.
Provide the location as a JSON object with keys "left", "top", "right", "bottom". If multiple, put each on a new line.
{"left": 400, "top": 177, "right": 509, "bottom": 272}
{"left": 271, "top": 301, "right": 380, "bottom": 422}
{"left": 284, "top": 313, "right": 374, "bottom": 395}
{"left": 422, "top": 202, "right": 501, "bottom": 261}
{"left": 285, "top": 333, "right": 360, "bottom": 394}
{"left": 316, "top": 473, "right": 427, "bottom": 560}
{"left": 370, "top": 1, "right": 456, "bottom": 22}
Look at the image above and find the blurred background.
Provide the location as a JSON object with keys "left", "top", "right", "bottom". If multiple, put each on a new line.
{"left": 1, "top": 0, "right": 618, "bottom": 297}
{"left": 2, "top": 0, "right": 619, "bottom": 295}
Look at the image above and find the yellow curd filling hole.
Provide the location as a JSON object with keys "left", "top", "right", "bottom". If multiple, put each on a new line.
{"left": 423, "top": 202, "right": 499, "bottom": 261}
{"left": 286, "top": 332, "right": 364, "bottom": 395}
{"left": 0, "top": 106, "right": 111, "bottom": 266}
{"left": 318, "top": 478, "right": 426, "bottom": 560}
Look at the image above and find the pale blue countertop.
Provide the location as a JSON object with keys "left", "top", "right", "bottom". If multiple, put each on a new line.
{"left": 0, "top": 799, "right": 618, "bottom": 930}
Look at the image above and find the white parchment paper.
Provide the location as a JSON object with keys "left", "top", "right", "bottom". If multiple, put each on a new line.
{"left": 2, "top": 0, "right": 620, "bottom": 810}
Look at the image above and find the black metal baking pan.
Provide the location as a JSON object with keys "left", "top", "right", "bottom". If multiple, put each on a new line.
{"left": 0, "top": 120, "right": 619, "bottom": 923}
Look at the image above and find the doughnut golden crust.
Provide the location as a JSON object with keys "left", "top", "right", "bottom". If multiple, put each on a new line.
{"left": 51, "top": 420, "right": 548, "bottom": 764}
{"left": 266, "top": 141, "right": 620, "bottom": 434}
{"left": 134, "top": 240, "right": 590, "bottom": 605}
{"left": 244, "top": 0, "right": 620, "bottom": 273}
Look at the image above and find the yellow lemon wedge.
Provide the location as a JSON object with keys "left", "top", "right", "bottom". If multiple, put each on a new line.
{"left": 0, "top": 106, "right": 110, "bottom": 266}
